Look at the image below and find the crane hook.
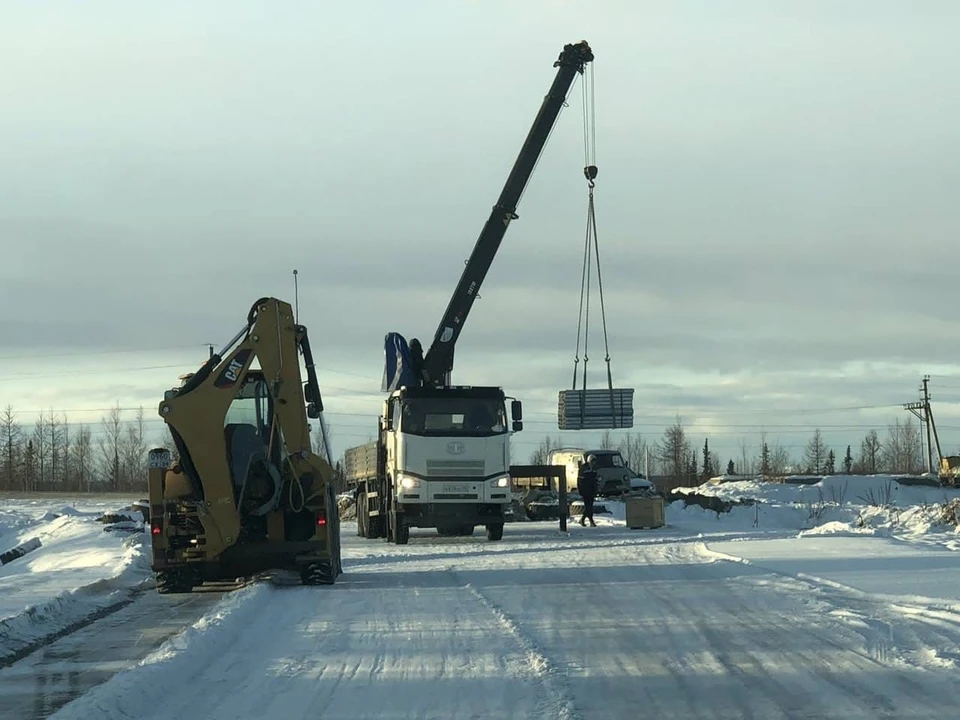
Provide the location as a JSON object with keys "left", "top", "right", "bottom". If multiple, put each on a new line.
{"left": 583, "top": 165, "right": 598, "bottom": 188}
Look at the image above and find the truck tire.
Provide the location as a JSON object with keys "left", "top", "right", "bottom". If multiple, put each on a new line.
{"left": 486, "top": 523, "right": 504, "bottom": 541}
{"left": 457, "top": 525, "right": 474, "bottom": 536}
{"left": 367, "top": 514, "right": 385, "bottom": 539}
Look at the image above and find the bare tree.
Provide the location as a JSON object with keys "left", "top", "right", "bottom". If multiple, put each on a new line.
{"left": 882, "top": 419, "right": 922, "bottom": 474}
{"left": 47, "top": 410, "right": 66, "bottom": 490}
{"left": 0, "top": 405, "right": 22, "bottom": 491}
{"left": 804, "top": 428, "right": 830, "bottom": 474}
{"left": 70, "top": 424, "right": 94, "bottom": 492}
{"left": 768, "top": 441, "right": 792, "bottom": 479}
{"left": 617, "top": 432, "right": 650, "bottom": 475}
{"left": 599, "top": 430, "right": 615, "bottom": 450}
{"left": 32, "top": 412, "right": 49, "bottom": 490}
{"left": 98, "top": 404, "right": 124, "bottom": 491}
{"left": 528, "top": 435, "right": 557, "bottom": 465}
{"left": 121, "top": 406, "right": 148, "bottom": 491}
{"left": 656, "top": 416, "right": 690, "bottom": 489}
{"left": 23, "top": 439, "right": 37, "bottom": 492}
{"left": 856, "top": 430, "right": 882, "bottom": 474}
{"left": 738, "top": 438, "right": 754, "bottom": 476}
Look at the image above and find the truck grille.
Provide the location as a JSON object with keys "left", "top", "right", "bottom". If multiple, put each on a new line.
{"left": 425, "top": 460, "right": 485, "bottom": 477}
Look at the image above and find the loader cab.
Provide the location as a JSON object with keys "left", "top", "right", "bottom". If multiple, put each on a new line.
{"left": 223, "top": 371, "right": 285, "bottom": 516}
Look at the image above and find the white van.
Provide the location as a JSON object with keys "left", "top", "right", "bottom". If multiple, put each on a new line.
{"left": 546, "top": 448, "right": 654, "bottom": 497}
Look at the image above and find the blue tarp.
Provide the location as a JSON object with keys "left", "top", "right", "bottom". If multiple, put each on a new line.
{"left": 381, "top": 332, "right": 419, "bottom": 392}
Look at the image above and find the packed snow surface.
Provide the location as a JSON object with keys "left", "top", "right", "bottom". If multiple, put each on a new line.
{"left": 48, "top": 475, "right": 960, "bottom": 720}
{"left": 0, "top": 496, "right": 150, "bottom": 660}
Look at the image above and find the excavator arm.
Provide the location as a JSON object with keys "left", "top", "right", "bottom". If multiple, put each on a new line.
{"left": 155, "top": 297, "right": 336, "bottom": 568}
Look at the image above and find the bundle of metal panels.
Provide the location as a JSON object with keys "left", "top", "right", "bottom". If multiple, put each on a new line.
{"left": 558, "top": 388, "right": 634, "bottom": 430}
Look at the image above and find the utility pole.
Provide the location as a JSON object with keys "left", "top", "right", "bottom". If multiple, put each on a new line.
{"left": 904, "top": 375, "right": 936, "bottom": 474}
{"left": 922, "top": 375, "right": 933, "bottom": 474}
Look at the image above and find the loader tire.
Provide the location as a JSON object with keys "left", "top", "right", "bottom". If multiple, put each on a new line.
{"left": 155, "top": 570, "right": 194, "bottom": 594}
{"left": 300, "top": 561, "right": 336, "bottom": 586}
{"left": 486, "top": 523, "right": 504, "bottom": 542}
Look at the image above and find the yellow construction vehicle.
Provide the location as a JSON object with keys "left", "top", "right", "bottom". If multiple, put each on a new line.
{"left": 146, "top": 296, "right": 342, "bottom": 593}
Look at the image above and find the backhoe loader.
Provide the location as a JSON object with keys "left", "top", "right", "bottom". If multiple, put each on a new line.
{"left": 147, "top": 296, "right": 342, "bottom": 593}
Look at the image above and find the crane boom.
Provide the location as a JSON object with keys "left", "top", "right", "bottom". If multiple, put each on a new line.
{"left": 415, "top": 40, "right": 594, "bottom": 387}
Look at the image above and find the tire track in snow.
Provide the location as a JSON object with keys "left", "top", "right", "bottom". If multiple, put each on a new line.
{"left": 456, "top": 573, "right": 580, "bottom": 720}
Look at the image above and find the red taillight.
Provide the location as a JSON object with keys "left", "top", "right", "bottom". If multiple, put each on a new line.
{"left": 317, "top": 515, "right": 327, "bottom": 527}
{"left": 151, "top": 520, "right": 162, "bottom": 535}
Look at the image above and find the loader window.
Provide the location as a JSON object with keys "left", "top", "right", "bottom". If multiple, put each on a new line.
{"left": 224, "top": 379, "right": 271, "bottom": 436}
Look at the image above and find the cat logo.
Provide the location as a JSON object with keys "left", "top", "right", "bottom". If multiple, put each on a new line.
{"left": 224, "top": 358, "right": 244, "bottom": 383}
{"left": 214, "top": 348, "right": 253, "bottom": 389}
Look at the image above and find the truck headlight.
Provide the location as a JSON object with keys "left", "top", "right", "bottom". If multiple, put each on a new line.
{"left": 491, "top": 475, "right": 510, "bottom": 488}
{"left": 399, "top": 475, "right": 420, "bottom": 489}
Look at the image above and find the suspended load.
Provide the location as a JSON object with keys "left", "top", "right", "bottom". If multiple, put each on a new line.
{"left": 558, "top": 66, "right": 634, "bottom": 430}
{"left": 559, "top": 388, "right": 634, "bottom": 430}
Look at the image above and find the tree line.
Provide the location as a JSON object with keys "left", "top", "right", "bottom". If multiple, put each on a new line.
{"left": 528, "top": 415, "right": 934, "bottom": 490}
{"left": 0, "top": 404, "right": 151, "bottom": 493}
{"left": 0, "top": 400, "right": 937, "bottom": 495}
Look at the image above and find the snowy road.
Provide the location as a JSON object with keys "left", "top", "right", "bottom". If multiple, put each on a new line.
{"left": 0, "top": 586, "right": 229, "bottom": 719}
{"left": 51, "top": 522, "right": 960, "bottom": 720}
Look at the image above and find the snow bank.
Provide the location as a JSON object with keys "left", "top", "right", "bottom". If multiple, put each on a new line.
{"left": 661, "top": 475, "right": 960, "bottom": 544}
{"left": 0, "top": 498, "right": 151, "bottom": 661}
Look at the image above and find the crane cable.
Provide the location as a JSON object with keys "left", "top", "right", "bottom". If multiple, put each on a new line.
{"left": 570, "top": 62, "right": 618, "bottom": 426}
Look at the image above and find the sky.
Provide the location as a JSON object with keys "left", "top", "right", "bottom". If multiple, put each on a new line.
{"left": 2, "top": 0, "right": 960, "bottom": 473}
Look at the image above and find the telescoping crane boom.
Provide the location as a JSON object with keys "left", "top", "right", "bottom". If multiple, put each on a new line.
{"left": 352, "top": 41, "right": 595, "bottom": 546}
{"left": 400, "top": 40, "right": 595, "bottom": 388}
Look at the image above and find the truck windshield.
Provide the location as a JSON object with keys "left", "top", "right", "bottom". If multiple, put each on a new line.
{"left": 400, "top": 397, "right": 507, "bottom": 437}
{"left": 594, "top": 453, "right": 625, "bottom": 468}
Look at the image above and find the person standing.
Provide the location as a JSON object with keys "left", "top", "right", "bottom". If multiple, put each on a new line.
{"left": 577, "top": 455, "right": 598, "bottom": 527}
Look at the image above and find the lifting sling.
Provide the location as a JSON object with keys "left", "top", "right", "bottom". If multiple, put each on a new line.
{"left": 558, "top": 63, "right": 634, "bottom": 430}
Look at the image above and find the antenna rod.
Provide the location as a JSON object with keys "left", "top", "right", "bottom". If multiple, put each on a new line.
{"left": 293, "top": 269, "right": 300, "bottom": 324}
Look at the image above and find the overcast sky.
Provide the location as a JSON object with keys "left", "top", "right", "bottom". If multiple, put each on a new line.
{"left": 3, "top": 1, "right": 960, "bottom": 470}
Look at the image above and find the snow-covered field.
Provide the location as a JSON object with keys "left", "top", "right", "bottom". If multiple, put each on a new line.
{"left": 0, "top": 496, "right": 151, "bottom": 662}
{"left": 3, "top": 476, "right": 960, "bottom": 718}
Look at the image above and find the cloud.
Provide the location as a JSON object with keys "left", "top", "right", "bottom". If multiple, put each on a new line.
{"left": 3, "top": 1, "right": 960, "bottom": 464}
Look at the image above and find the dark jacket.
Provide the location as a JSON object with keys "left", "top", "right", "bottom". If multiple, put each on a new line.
{"left": 577, "top": 465, "right": 598, "bottom": 498}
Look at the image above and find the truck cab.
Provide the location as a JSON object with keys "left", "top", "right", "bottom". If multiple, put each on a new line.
{"left": 548, "top": 448, "right": 653, "bottom": 497}
{"left": 348, "top": 385, "right": 523, "bottom": 542}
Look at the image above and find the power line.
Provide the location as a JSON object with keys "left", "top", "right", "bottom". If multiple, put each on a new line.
{"left": 0, "top": 343, "right": 213, "bottom": 362}
{"left": 0, "top": 363, "right": 191, "bottom": 383}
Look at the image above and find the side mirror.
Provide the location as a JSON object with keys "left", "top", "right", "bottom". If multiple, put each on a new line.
{"left": 511, "top": 399, "right": 523, "bottom": 422}
{"left": 304, "top": 383, "right": 324, "bottom": 413}
{"left": 306, "top": 402, "right": 320, "bottom": 420}
{"left": 512, "top": 420, "right": 523, "bottom": 432}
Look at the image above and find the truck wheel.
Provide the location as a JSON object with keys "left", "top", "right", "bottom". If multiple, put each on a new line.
{"left": 486, "top": 523, "right": 504, "bottom": 541}
{"left": 395, "top": 520, "right": 409, "bottom": 545}
{"left": 457, "top": 525, "right": 474, "bottom": 536}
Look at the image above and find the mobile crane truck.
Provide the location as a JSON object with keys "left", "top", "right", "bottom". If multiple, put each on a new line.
{"left": 146, "top": 297, "right": 342, "bottom": 592}
{"left": 346, "top": 40, "right": 594, "bottom": 544}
